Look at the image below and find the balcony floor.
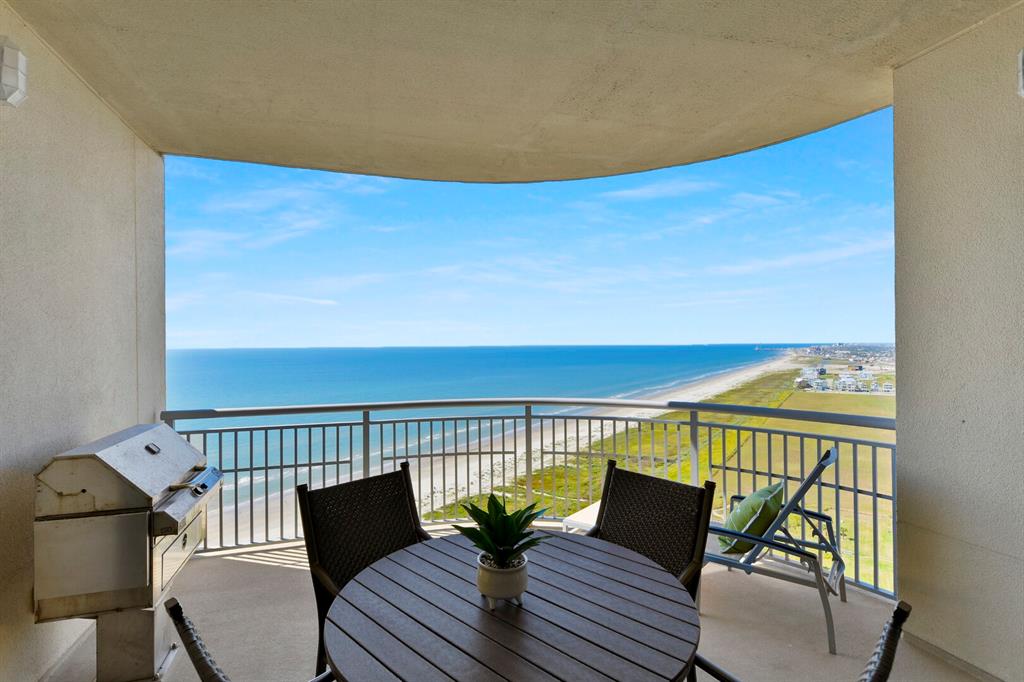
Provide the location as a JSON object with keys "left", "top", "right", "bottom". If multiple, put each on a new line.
{"left": 164, "top": 525, "right": 970, "bottom": 682}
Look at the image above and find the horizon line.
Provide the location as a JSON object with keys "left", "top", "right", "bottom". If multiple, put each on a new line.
{"left": 166, "top": 341, "right": 894, "bottom": 352}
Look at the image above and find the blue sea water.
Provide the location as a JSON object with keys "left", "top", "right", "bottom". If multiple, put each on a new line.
{"left": 167, "top": 345, "right": 791, "bottom": 429}
{"left": 167, "top": 345, "right": 796, "bottom": 506}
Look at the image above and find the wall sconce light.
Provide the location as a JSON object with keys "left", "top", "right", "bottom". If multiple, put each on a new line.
{"left": 1, "top": 37, "right": 27, "bottom": 106}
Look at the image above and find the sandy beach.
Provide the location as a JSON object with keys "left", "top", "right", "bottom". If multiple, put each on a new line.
{"left": 600, "top": 351, "right": 802, "bottom": 416}
{"left": 205, "top": 350, "right": 803, "bottom": 545}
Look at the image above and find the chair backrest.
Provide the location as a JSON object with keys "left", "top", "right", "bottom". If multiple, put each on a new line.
{"left": 743, "top": 446, "right": 838, "bottom": 564}
{"left": 297, "top": 462, "right": 427, "bottom": 595}
{"left": 165, "top": 598, "right": 231, "bottom": 682}
{"left": 165, "top": 598, "right": 336, "bottom": 682}
{"left": 858, "top": 601, "right": 912, "bottom": 682}
{"left": 591, "top": 460, "right": 715, "bottom": 596}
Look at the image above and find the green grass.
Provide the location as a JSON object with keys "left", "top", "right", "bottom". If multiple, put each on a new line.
{"left": 425, "top": 361, "right": 897, "bottom": 591}
{"left": 757, "top": 390, "right": 896, "bottom": 590}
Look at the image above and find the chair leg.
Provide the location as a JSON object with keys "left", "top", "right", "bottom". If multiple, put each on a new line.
{"left": 839, "top": 574, "right": 847, "bottom": 603}
{"left": 811, "top": 560, "right": 837, "bottom": 654}
{"left": 316, "top": 623, "right": 327, "bottom": 675}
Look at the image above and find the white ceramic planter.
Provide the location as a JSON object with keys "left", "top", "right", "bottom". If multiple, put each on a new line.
{"left": 476, "top": 552, "right": 528, "bottom": 610}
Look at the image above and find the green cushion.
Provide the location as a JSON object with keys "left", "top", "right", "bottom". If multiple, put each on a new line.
{"left": 718, "top": 482, "right": 785, "bottom": 554}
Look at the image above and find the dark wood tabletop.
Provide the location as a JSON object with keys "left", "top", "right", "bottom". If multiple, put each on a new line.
{"left": 324, "top": 529, "right": 699, "bottom": 681}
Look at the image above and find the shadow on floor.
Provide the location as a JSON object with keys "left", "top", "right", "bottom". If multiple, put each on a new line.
{"left": 165, "top": 533, "right": 972, "bottom": 682}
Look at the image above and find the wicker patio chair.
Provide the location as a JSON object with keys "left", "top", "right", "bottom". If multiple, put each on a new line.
{"left": 165, "top": 598, "right": 334, "bottom": 682}
{"left": 586, "top": 460, "right": 716, "bottom": 599}
{"left": 585, "top": 461, "right": 715, "bottom": 681}
{"left": 705, "top": 447, "right": 846, "bottom": 654}
{"left": 297, "top": 462, "right": 429, "bottom": 675}
{"left": 683, "top": 600, "right": 912, "bottom": 682}
{"left": 859, "top": 601, "right": 912, "bottom": 682}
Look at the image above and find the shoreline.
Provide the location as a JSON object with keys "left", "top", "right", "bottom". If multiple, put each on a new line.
{"left": 589, "top": 350, "right": 802, "bottom": 417}
{"left": 409, "top": 349, "right": 803, "bottom": 513}
{"left": 205, "top": 350, "right": 804, "bottom": 541}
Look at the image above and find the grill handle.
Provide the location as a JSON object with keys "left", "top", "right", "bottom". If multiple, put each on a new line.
{"left": 152, "top": 467, "right": 223, "bottom": 536}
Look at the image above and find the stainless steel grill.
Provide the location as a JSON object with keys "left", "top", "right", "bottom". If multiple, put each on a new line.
{"left": 34, "top": 423, "right": 222, "bottom": 682}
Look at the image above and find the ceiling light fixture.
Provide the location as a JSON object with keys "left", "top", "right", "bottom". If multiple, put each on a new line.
{"left": 1, "top": 37, "right": 27, "bottom": 107}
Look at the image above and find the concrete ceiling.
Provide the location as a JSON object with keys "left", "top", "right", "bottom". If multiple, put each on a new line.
{"left": 10, "top": 0, "right": 1015, "bottom": 182}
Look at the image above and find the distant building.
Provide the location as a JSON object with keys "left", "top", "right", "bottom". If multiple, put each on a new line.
{"left": 835, "top": 376, "right": 859, "bottom": 391}
{"left": 882, "top": 382, "right": 894, "bottom": 393}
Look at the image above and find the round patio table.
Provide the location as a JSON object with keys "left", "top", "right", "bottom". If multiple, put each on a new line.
{"left": 324, "top": 529, "right": 699, "bottom": 681}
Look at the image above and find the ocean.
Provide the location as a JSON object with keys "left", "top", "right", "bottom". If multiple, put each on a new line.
{"left": 167, "top": 345, "right": 790, "bottom": 429}
{"left": 167, "top": 345, "right": 792, "bottom": 520}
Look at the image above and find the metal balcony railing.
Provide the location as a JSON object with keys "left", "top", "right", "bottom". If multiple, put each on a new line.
{"left": 162, "top": 398, "right": 896, "bottom": 595}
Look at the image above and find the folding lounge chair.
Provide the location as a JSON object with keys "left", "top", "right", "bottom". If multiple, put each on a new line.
{"left": 689, "top": 600, "right": 912, "bottom": 682}
{"left": 705, "top": 447, "right": 847, "bottom": 654}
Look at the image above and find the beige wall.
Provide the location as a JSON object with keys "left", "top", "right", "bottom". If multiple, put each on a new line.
{"left": 894, "top": 5, "right": 1023, "bottom": 680}
{"left": 0, "top": 1, "right": 165, "bottom": 679}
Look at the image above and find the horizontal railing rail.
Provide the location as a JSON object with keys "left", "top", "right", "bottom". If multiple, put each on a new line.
{"left": 161, "top": 397, "right": 896, "bottom": 430}
{"left": 162, "top": 397, "right": 896, "bottom": 595}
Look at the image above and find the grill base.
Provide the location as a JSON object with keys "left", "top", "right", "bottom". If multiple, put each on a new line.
{"left": 96, "top": 600, "right": 178, "bottom": 682}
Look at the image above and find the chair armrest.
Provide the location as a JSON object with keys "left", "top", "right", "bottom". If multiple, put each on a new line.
{"left": 310, "top": 563, "right": 341, "bottom": 596}
{"left": 796, "top": 506, "right": 834, "bottom": 524}
{"left": 790, "top": 506, "right": 840, "bottom": 552}
{"left": 694, "top": 654, "right": 742, "bottom": 682}
{"left": 709, "top": 525, "right": 815, "bottom": 561}
{"left": 678, "top": 560, "right": 701, "bottom": 590}
{"left": 309, "top": 671, "right": 335, "bottom": 682}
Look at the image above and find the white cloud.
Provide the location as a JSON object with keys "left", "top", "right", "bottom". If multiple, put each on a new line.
{"left": 166, "top": 229, "right": 247, "bottom": 256}
{"left": 201, "top": 187, "right": 317, "bottom": 213}
{"left": 707, "top": 236, "right": 893, "bottom": 275}
{"left": 166, "top": 291, "right": 207, "bottom": 311}
{"left": 600, "top": 178, "right": 721, "bottom": 201}
{"left": 247, "top": 292, "right": 337, "bottom": 306}
{"left": 730, "top": 192, "right": 786, "bottom": 207}
{"left": 305, "top": 273, "right": 393, "bottom": 293}
{"left": 363, "top": 224, "right": 413, "bottom": 234}
{"left": 245, "top": 207, "right": 338, "bottom": 248}
{"left": 200, "top": 172, "right": 389, "bottom": 214}
{"left": 660, "top": 287, "right": 779, "bottom": 308}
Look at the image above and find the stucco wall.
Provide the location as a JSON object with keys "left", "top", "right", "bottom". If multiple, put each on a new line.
{"left": 893, "top": 5, "right": 1024, "bottom": 680}
{"left": 0, "top": 1, "right": 165, "bottom": 679}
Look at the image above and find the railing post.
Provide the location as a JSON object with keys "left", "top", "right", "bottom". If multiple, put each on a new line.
{"left": 362, "top": 410, "right": 371, "bottom": 479}
{"left": 524, "top": 405, "right": 533, "bottom": 504}
{"left": 689, "top": 410, "right": 700, "bottom": 487}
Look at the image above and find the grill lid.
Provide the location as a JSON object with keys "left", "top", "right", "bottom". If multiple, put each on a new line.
{"left": 36, "top": 423, "right": 207, "bottom": 518}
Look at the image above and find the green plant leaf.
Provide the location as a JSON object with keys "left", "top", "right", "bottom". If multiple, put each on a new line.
{"left": 462, "top": 501, "right": 491, "bottom": 527}
{"left": 506, "top": 536, "right": 544, "bottom": 563}
{"left": 453, "top": 524, "right": 498, "bottom": 558}
{"left": 456, "top": 493, "right": 548, "bottom": 568}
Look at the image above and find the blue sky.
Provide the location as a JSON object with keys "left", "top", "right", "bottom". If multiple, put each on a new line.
{"left": 166, "top": 109, "right": 894, "bottom": 348}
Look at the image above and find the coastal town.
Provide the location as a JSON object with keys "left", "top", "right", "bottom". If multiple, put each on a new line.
{"left": 797, "top": 343, "right": 896, "bottom": 394}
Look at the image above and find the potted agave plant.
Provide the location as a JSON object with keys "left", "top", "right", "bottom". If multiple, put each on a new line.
{"left": 454, "top": 494, "right": 547, "bottom": 610}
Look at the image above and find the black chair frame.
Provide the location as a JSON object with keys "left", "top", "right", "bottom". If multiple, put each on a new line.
{"left": 297, "top": 461, "right": 429, "bottom": 675}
